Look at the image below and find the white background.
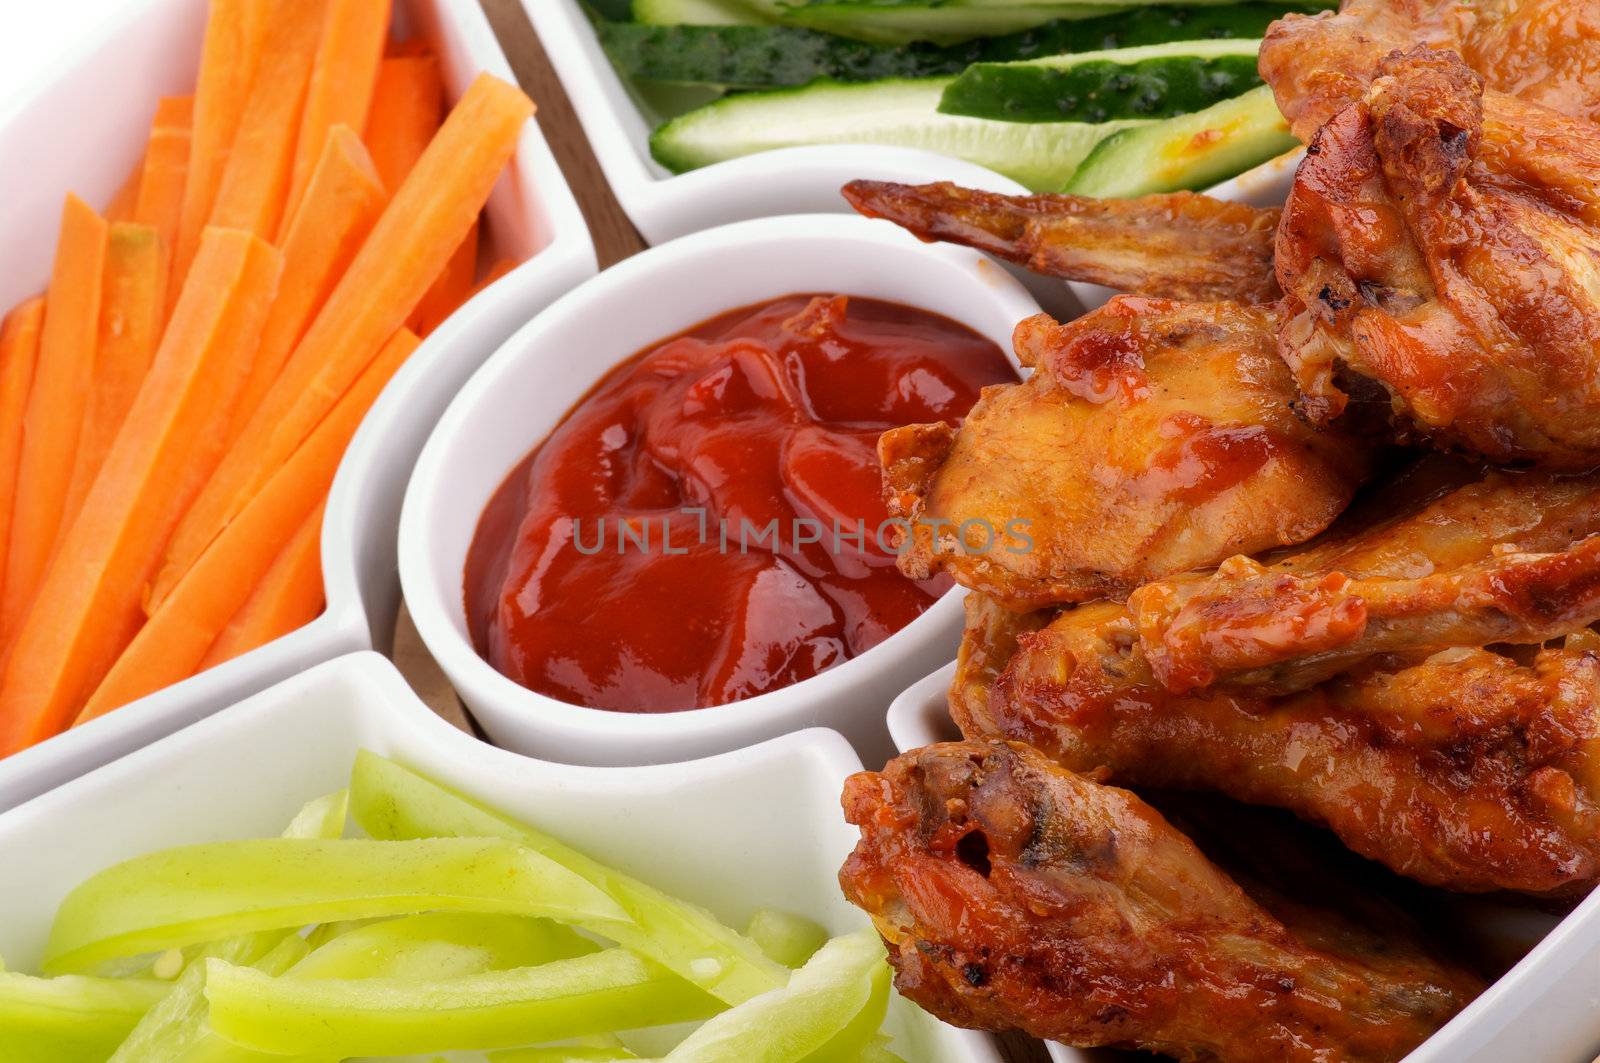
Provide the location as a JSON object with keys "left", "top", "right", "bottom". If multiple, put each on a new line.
{"left": 0, "top": 4, "right": 130, "bottom": 120}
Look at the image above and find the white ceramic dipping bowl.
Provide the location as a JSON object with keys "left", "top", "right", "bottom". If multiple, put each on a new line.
{"left": 885, "top": 664, "right": 1600, "bottom": 1063}
{"left": 0, "top": 651, "right": 1002, "bottom": 1063}
{"left": 401, "top": 213, "right": 1039, "bottom": 767}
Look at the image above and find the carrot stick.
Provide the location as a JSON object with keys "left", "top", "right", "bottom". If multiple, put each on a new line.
{"left": 149, "top": 74, "right": 532, "bottom": 609}
{"left": 281, "top": 0, "right": 391, "bottom": 231}
{"left": 79, "top": 328, "right": 417, "bottom": 721}
{"left": 363, "top": 55, "right": 442, "bottom": 194}
{"left": 62, "top": 224, "right": 168, "bottom": 525}
{"left": 0, "top": 299, "right": 44, "bottom": 615}
{"left": 232, "top": 123, "right": 386, "bottom": 433}
{"left": 0, "top": 229, "right": 282, "bottom": 755}
{"left": 198, "top": 497, "right": 326, "bottom": 669}
{"left": 387, "top": 37, "right": 431, "bottom": 58}
{"left": 1, "top": 196, "right": 109, "bottom": 643}
{"left": 134, "top": 96, "right": 193, "bottom": 293}
{"left": 208, "top": 0, "right": 332, "bottom": 244}
{"left": 105, "top": 161, "right": 144, "bottom": 223}
{"left": 410, "top": 218, "right": 478, "bottom": 336}
{"left": 171, "top": 0, "right": 271, "bottom": 299}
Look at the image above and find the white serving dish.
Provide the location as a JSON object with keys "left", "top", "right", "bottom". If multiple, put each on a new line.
{"left": 0, "top": 651, "right": 1002, "bottom": 1063}
{"left": 0, "top": 0, "right": 597, "bottom": 811}
{"left": 887, "top": 664, "right": 1600, "bottom": 1063}
{"left": 401, "top": 212, "right": 1036, "bottom": 768}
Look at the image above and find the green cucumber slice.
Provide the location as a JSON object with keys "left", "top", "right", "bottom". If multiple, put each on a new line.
{"left": 1063, "top": 82, "right": 1296, "bottom": 195}
{"left": 940, "top": 37, "right": 1262, "bottom": 122}
{"left": 649, "top": 77, "right": 1143, "bottom": 190}
{"left": 598, "top": 6, "right": 1288, "bottom": 89}
{"left": 779, "top": 1, "right": 1132, "bottom": 46}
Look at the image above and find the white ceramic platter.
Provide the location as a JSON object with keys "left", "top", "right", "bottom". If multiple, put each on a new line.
{"left": 0, "top": 0, "right": 597, "bottom": 810}
{"left": 0, "top": 652, "right": 1002, "bottom": 1063}
{"left": 401, "top": 212, "right": 1037, "bottom": 768}
{"left": 886, "top": 665, "right": 1600, "bottom": 1063}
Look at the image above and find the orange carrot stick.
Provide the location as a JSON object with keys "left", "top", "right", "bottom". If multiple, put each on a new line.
{"left": 0, "top": 229, "right": 282, "bottom": 754}
{"left": 387, "top": 37, "right": 432, "bottom": 58}
{"left": 0, "top": 299, "right": 44, "bottom": 614}
{"left": 134, "top": 96, "right": 193, "bottom": 290}
{"left": 232, "top": 123, "right": 386, "bottom": 433}
{"left": 149, "top": 74, "right": 532, "bottom": 609}
{"left": 171, "top": 0, "right": 271, "bottom": 298}
{"left": 63, "top": 224, "right": 168, "bottom": 524}
{"left": 282, "top": 0, "right": 391, "bottom": 231}
{"left": 105, "top": 160, "right": 144, "bottom": 223}
{"left": 208, "top": 0, "right": 332, "bottom": 244}
{"left": 79, "top": 329, "right": 416, "bottom": 720}
{"left": 411, "top": 218, "right": 478, "bottom": 336}
{"left": 198, "top": 497, "right": 326, "bottom": 669}
{"left": 363, "top": 55, "right": 442, "bottom": 194}
{"left": 1, "top": 196, "right": 109, "bottom": 643}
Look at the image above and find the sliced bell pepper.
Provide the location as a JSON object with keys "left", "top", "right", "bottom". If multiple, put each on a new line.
{"left": 349, "top": 751, "right": 786, "bottom": 1004}
{"left": 287, "top": 912, "right": 597, "bottom": 980}
{"left": 0, "top": 972, "right": 168, "bottom": 1063}
{"left": 745, "top": 908, "right": 830, "bottom": 969}
{"left": 203, "top": 948, "right": 721, "bottom": 1056}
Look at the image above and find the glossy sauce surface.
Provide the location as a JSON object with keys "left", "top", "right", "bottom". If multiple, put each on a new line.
{"left": 465, "top": 294, "right": 1015, "bottom": 712}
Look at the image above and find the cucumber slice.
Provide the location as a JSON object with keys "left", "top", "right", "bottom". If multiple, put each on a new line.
{"left": 650, "top": 77, "right": 1143, "bottom": 190}
{"left": 780, "top": 2, "right": 1132, "bottom": 46}
{"left": 940, "top": 37, "right": 1262, "bottom": 122}
{"left": 598, "top": 6, "right": 1286, "bottom": 89}
{"left": 633, "top": 0, "right": 773, "bottom": 27}
{"left": 1063, "top": 83, "right": 1296, "bottom": 195}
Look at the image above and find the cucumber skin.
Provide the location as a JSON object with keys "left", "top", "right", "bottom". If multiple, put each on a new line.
{"left": 648, "top": 77, "right": 1140, "bottom": 190}
{"left": 1063, "top": 84, "right": 1297, "bottom": 196}
{"left": 941, "top": 51, "right": 1262, "bottom": 122}
{"left": 600, "top": 5, "right": 1304, "bottom": 88}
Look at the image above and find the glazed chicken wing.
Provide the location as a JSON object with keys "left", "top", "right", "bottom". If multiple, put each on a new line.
{"left": 839, "top": 740, "right": 1482, "bottom": 1061}
{"left": 842, "top": 180, "right": 1282, "bottom": 303}
{"left": 963, "top": 587, "right": 1600, "bottom": 895}
{"left": 1261, "top": 0, "right": 1600, "bottom": 141}
{"left": 1274, "top": 48, "right": 1600, "bottom": 466}
{"left": 1132, "top": 468, "right": 1600, "bottom": 693}
{"left": 881, "top": 297, "right": 1369, "bottom": 610}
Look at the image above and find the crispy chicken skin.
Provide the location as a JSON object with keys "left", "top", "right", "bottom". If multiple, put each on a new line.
{"left": 1274, "top": 49, "right": 1600, "bottom": 466}
{"left": 966, "top": 590, "right": 1600, "bottom": 895}
{"left": 1132, "top": 468, "right": 1600, "bottom": 693}
{"left": 880, "top": 298, "right": 1369, "bottom": 610}
{"left": 842, "top": 180, "right": 1282, "bottom": 304}
{"left": 839, "top": 741, "right": 1482, "bottom": 1061}
{"left": 1261, "top": 0, "right": 1600, "bottom": 142}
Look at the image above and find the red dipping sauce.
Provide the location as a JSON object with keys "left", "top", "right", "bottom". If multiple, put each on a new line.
{"left": 464, "top": 294, "right": 1015, "bottom": 712}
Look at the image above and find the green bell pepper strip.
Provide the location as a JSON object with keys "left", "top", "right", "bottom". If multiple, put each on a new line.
{"left": 659, "top": 929, "right": 887, "bottom": 1063}
{"left": 203, "top": 948, "right": 721, "bottom": 1056}
{"left": 349, "top": 751, "right": 786, "bottom": 1004}
{"left": 108, "top": 791, "right": 346, "bottom": 1063}
{"left": 489, "top": 1036, "right": 639, "bottom": 1062}
{"left": 0, "top": 972, "right": 170, "bottom": 1063}
{"left": 745, "top": 908, "right": 830, "bottom": 969}
{"left": 44, "top": 836, "right": 628, "bottom": 973}
{"left": 287, "top": 912, "right": 598, "bottom": 980}
{"left": 801, "top": 957, "right": 892, "bottom": 1062}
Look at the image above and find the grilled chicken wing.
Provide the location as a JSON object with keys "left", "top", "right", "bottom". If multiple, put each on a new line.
{"left": 1275, "top": 48, "right": 1600, "bottom": 466}
{"left": 839, "top": 740, "right": 1482, "bottom": 1061}
{"left": 842, "top": 180, "right": 1282, "bottom": 303}
{"left": 880, "top": 298, "right": 1369, "bottom": 610}
{"left": 1133, "top": 468, "right": 1600, "bottom": 693}
{"left": 1261, "top": 0, "right": 1600, "bottom": 141}
{"left": 962, "top": 587, "right": 1600, "bottom": 895}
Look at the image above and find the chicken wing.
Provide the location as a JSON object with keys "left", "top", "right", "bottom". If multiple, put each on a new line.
{"left": 1274, "top": 48, "right": 1600, "bottom": 466}
{"left": 839, "top": 740, "right": 1482, "bottom": 1061}
{"left": 881, "top": 298, "right": 1370, "bottom": 610}
{"left": 1260, "top": 0, "right": 1600, "bottom": 142}
{"left": 1132, "top": 468, "right": 1600, "bottom": 693}
{"left": 842, "top": 180, "right": 1282, "bottom": 303}
{"left": 966, "top": 589, "right": 1600, "bottom": 895}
